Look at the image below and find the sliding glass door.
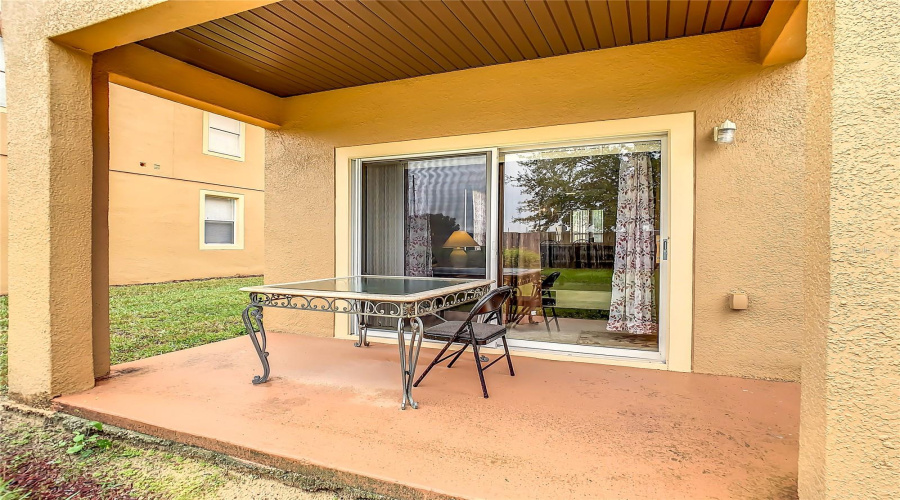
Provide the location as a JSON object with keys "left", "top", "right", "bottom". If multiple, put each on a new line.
{"left": 353, "top": 138, "right": 667, "bottom": 360}
{"left": 500, "top": 140, "right": 665, "bottom": 358}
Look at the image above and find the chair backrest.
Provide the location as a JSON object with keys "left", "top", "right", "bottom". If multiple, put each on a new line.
{"left": 465, "top": 286, "right": 514, "bottom": 326}
{"left": 541, "top": 271, "right": 561, "bottom": 289}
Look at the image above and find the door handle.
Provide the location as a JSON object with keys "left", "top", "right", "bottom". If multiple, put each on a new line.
{"left": 662, "top": 238, "right": 669, "bottom": 261}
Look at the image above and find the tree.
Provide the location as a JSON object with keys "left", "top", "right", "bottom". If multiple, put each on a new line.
{"left": 509, "top": 150, "right": 661, "bottom": 234}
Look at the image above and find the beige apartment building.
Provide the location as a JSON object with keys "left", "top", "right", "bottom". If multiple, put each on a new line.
{"left": 1, "top": 1, "right": 898, "bottom": 498}
{"left": 0, "top": 82, "right": 264, "bottom": 293}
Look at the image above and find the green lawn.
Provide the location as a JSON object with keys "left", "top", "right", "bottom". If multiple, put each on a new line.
{"left": 545, "top": 267, "right": 614, "bottom": 291}
{"left": 0, "top": 276, "right": 262, "bottom": 393}
{"left": 109, "top": 276, "right": 262, "bottom": 365}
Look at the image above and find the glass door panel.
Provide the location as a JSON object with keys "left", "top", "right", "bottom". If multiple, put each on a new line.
{"left": 360, "top": 153, "right": 490, "bottom": 329}
{"left": 501, "top": 141, "right": 663, "bottom": 355}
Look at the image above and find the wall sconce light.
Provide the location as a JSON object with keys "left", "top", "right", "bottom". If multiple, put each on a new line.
{"left": 713, "top": 120, "right": 737, "bottom": 144}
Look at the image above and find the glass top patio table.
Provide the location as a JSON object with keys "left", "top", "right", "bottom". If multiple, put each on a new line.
{"left": 240, "top": 275, "right": 493, "bottom": 301}
{"left": 240, "top": 275, "right": 494, "bottom": 410}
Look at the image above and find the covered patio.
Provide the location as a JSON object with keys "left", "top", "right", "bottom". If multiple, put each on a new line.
{"left": 5, "top": 1, "right": 899, "bottom": 499}
{"left": 56, "top": 333, "right": 800, "bottom": 499}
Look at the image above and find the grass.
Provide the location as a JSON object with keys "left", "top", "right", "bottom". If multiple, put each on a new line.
{"left": 0, "top": 479, "right": 30, "bottom": 499}
{"left": 109, "top": 276, "right": 263, "bottom": 365}
{"left": 545, "top": 268, "right": 614, "bottom": 291}
{"left": 0, "top": 276, "right": 262, "bottom": 392}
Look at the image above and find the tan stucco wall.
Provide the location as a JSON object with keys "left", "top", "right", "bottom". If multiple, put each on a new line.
{"left": 109, "top": 84, "right": 264, "bottom": 190}
{"left": 267, "top": 28, "right": 806, "bottom": 381}
{"left": 1, "top": 112, "right": 7, "bottom": 295}
{"left": 3, "top": 0, "right": 262, "bottom": 402}
{"left": 2, "top": 0, "right": 131, "bottom": 402}
{"left": 798, "top": 0, "right": 900, "bottom": 497}
{"left": 107, "top": 83, "right": 264, "bottom": 284}
{"left": 798, "top": 0, "right": 832, "bottom": 497}
{"left": 97, "top": 44, "right": 283, "bottom": 130}
{"left": 0, "top": 83, "right": 266, "bottom": 292}
{"left": 108, "top": 172, "right": 263, "bottom": 284}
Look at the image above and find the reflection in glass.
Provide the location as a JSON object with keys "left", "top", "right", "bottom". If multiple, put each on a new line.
{"left": 502, "top": 141, "right": 662, "bottom": 352}
{"left": 361, "top": 153, "right": 489, "bottom": 327}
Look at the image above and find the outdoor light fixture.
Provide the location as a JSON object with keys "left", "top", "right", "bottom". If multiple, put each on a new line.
{"left": 714, "top": 120, "right": 737, "bottom": 144}
{"left": 443, "top": 230, "right": 479, "bottom": 268}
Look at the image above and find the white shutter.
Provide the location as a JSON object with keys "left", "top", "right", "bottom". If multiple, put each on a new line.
{"left": 204, "top": 196, "right": 235, "bottom": 221}
{"left": 206, "top": 113, "right": 243, "bottom": 157}
{"left": 207, "top": 113, "right": 241, "bottom": 134}
{"left": 207, "top": 128, "right": 241, "bottom": 157}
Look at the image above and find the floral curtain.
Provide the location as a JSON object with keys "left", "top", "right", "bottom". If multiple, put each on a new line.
{"left": 405, "top": 173, "right": 433, "bottom": 277}
{"left": 608, "top": 153, "right": 657, "bottom": 334}
{"left": 472, "top": 189, "right": 486, "bottom": 246}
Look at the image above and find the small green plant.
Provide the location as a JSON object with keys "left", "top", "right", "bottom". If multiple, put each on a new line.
{"left": 66, "top": 422, "right": 111, "bottom": 458}
{"left": 0, "top": 479, "right": 30, "bottom": 499}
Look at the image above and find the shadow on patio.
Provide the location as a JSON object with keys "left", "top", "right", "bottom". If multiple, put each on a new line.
{"left": 54, "top": 333, "right": 799, "bottom": 499}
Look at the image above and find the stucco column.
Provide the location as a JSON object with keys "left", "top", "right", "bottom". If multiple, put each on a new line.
{"left": 4, "top": 3, "right": 97, "bottom": 403}
{"left": 800, "top": 0, "right": 900, "bottom": 497}
{"left": 92, "top": 67, "right": 112, "bottom": 378}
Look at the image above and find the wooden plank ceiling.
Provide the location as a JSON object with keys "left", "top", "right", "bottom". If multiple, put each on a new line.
{"left": 138, "top": 0, "right": 774, "bottom": 97}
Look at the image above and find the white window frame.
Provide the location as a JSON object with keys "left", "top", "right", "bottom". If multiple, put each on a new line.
{"left": 202, "top": 111, "right": 246, "bottom": 161}
{"left": 199, "top": 190, "right": 245, "bottom": 250}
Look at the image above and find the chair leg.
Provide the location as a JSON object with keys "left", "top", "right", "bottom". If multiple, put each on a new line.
{"left": 413, "top": 339, "right": 454, "bottom": 387}
{"left": 551, "top": 307, "right": 561, "bottom": 331}
{"left": 447, "top": 342, "right": 469, "bottom": 368}
{"left": 471, "top": 343, "right": 489, "bottom": 398}
{"left": 502, "top": 336, "right": 515, "bottom": 376}
{"left": 542, "top": 307, "right": 551, "bottom": 334}
{"left": 512, "top": 310, "right": 527, "bottom": 327}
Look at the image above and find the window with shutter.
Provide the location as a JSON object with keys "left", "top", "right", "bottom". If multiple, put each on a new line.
{"left": 203, "top": 112, "right": 245, "bottom": 160}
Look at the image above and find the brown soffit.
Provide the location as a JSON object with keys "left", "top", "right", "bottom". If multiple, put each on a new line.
{"left": 137, "top": 0, "right": 776, "bottom": 98}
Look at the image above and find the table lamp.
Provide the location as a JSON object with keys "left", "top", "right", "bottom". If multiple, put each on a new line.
{"left": 443, "top": 230, "right": 479, "bottom": 268}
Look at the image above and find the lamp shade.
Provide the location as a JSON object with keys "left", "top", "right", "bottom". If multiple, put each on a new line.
{"left": 443, "top": 230, "right": 479, "bottom": 248}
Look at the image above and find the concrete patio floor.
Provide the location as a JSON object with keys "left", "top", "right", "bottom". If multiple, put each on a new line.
{"left": 55, "top": 333, "right": 800, "bottom": 499}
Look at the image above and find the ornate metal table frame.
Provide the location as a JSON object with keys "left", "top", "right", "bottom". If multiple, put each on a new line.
{"left": 240, "top": 277, "right": 492, "bottom": 410}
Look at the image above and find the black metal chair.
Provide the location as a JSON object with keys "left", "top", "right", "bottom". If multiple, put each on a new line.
{"left": 413, "top": 286, "right": 516, "bottom": 398}
{"left": 540, "top": 272, "right": 561, "bottom": 333}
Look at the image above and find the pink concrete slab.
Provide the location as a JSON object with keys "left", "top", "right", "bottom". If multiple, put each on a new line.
{"left": 55, "top": 333, "right": 799, "bottom": 499}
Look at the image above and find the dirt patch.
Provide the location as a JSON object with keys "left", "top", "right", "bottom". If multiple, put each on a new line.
{"left": 2, "top": 447, "right": 138, "bottom": 499}
{"left": 0, "top": 401, "right": 382, "bottom": 499}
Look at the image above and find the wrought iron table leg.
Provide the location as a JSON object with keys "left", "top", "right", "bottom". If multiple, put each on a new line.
{"left": 243, "top": 303, "right": 269, "bottom": 385}
{"left": 354, "top": 315, "right": 370, "bottom": 347}
{"left": 406, "top": 317, "right": 425, "bottom": 405}
{"left": 396, "top": 318, "right": 410, "bottom": 409}
{"left": 396, "top": 317, "right": 425, "bottom": 410}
